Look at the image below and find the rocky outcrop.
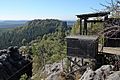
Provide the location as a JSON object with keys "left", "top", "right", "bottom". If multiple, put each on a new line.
{"left": 0, "top": 46, "right": 32, "bottom": 80}
{"left": 106, "top": 71, "right": 120, "bottom": 80}
{"left": 80, "top": 65, "right": 120, "bottom": 80}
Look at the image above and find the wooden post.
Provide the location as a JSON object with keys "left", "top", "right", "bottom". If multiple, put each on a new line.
{"left": 104, "top": 15, "right": 108, "bottom": 28}
{"left": 104, "top": 15, "right": 108, "bottom": 21}
{"left": 84, "top": 18, "right": 87, "bottom": 35}
{"left": 83, "top": 19, "right": 85, "bottom": 35}
{"left": 80, "top": 19, "right": 82, "bottom": 35}
{"left": 67, "top": 57, "right": 71, "bottom": 72}
{"left": 81, "top": 58, "right": 84, "bottom": 66}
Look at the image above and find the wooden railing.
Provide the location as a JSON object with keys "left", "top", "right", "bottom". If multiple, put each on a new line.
{"left": 8, "top": 61, "right": 32, "bottom": 80}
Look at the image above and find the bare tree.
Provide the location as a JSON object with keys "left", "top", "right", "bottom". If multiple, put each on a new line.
{"left": 100, "top": 0, "right": 120, "bottom": 18}
{"left": 91, "top": 0, "right": 120, "bottom": 18}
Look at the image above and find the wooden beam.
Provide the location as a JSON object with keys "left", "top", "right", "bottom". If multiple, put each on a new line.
{"left": 87, "top": 20, "right": 104, "bottom": 23}
{"left": 67, "top": 57, "right": 81, "bottom": 68}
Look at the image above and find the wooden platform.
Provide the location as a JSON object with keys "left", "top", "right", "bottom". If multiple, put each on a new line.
{"left": 99, "top": 47, "right": 120, "bottom": 55}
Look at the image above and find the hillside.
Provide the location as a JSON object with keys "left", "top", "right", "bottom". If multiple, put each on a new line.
{"left": 0, "top": 19, "right": 67, "bottom": 49}
{"left": 30, "top": 22, "right": 67, "bottom": 80}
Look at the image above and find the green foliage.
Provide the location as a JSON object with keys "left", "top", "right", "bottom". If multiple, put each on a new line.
{"left": 31, "top": 27, "right": 67, "bottom": 78}
{"left": 19, "top": 74, "right": 28, "bottom": 80}
{"left": 32, "top": 30, "right": 66, "bottom": 64}
{"left": 88, "top": 22, "right": 104, "bottom": 35}
{"left": 71, "top": 20, "right": 80, "bottom": 35}
{"left": 0, "top": 28, "right": 13, "bottom": 34}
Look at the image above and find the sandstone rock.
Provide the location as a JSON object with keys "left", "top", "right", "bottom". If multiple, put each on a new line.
{"left": 80, "top": 65, "right": 114, "bottom": 80}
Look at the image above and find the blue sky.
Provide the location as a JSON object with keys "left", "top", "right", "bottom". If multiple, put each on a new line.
{"left": 0, "top": 0, "right": 110, "bottom": 20}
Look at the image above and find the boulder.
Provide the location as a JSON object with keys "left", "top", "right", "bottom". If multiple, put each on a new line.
{"left": 80, "top": 65, "right": 114, "bottom": 80}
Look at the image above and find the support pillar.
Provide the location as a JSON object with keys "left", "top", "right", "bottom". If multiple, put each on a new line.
{"left": 80, "top": 19, "right": 82, "bottom": 35}
{"left": 84, "top": 18, "right": 87, "bottom": 35}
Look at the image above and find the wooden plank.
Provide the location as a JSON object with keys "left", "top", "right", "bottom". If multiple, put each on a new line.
{"left": 87, "top": 20, "right": 104, "bottom": 23}
{"left": 99, "top": 47, "right": 120, "bottom": 55}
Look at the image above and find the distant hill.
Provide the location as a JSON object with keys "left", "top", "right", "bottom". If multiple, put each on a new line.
{"left": 0, "top": 20, "right": 74, "bottom": 28}
{"left": 0, "top": 19, "right": 67, "bottom": 49}
{"left": 0, "top": 20, "right": 28, "bottom": 28}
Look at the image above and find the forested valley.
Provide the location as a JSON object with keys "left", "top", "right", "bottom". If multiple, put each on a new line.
{"left": 0, "top": 19, "right": 71, "bottom": 79}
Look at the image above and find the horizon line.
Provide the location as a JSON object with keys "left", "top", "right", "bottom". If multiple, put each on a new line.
{"left": 0, "top": 19, "right": 76, "bottom": 21}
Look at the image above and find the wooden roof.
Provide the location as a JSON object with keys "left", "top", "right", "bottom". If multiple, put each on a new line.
{"left": 76, "top": 12, "right": 110, "bottom": 18}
